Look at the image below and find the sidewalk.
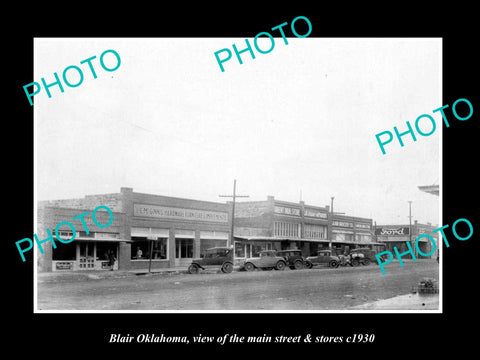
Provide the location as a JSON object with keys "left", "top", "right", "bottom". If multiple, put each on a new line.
{"left": 37, "top": 266, "right": 189, "bottom": 283}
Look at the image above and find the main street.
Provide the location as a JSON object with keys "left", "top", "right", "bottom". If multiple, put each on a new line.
{"left": 36, "top": 260, "right": 439, "bottom": 311}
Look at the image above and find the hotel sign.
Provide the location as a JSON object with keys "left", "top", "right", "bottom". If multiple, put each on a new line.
{"left": 134, "top": 204, "right": 228, "bottom": 223}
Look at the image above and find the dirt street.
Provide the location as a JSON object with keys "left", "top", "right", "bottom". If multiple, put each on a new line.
{"left": 36, "top": 260, "right": 439, "bottom": 311}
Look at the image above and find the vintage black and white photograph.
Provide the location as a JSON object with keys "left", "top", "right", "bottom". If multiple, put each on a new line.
{"left": 33, "top": 37, "right": 441, "bottom": 312}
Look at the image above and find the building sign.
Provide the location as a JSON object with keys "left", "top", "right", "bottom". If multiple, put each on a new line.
{"left": 332, "top": 220, "right": 354, "bottom": 228}
{"left": 355, "top": 223, "right": 371, "bottom": 230}
{"left": 95, "top": 232, "right": 120, "bottom": 239}
{"left": 304, "top": 208, "right": 328, "bottom": 219}
{"left": 55, "top": 261, "right": 74, "bottom": 270}
{"left": 134, "top": 204, "right": 228, "bottom": 223}
{"left": 375, "top": 227, "right": 410, "bottom": 236}
{"left": 274, "top": 205, "right": 300, "bottom": 216}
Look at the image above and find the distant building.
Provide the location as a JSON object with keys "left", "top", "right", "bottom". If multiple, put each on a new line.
{"left": 233, "top": 196, "right": 382, "bottom": 260}
{"left": 418, "top": 184, "right": 439, "bottom": 196}
{"left": 375, "top": 220, "right": 438, "bottom": 259}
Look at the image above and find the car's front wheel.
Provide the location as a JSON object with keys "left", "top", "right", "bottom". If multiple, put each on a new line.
{"left": 362, "top": 258, "right": 371, "bottom": 266}
{"left": 188, "top": 264, "right": 199, "bottom": 274}
{"left": 294, "top": 260, "right": 304, "bottom": 270}
{"left": 305, "top": 261, "right": 313, "bottom": 269}
{"left": 275, "top": 261, "right": 286, "bottom": 271}
{"left": 351, "top": 259, "right": 360, "bottom": 266}
{"left": 329, "top": 260, "right": 339, "bottom": 268}
{"left": 221, "top": 262, "right": 233, "bottom": 273}
{"left": 244, "top": 262, "right": 255, "bottom": 272}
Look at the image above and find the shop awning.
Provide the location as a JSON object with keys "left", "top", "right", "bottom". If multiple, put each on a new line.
{"left": 234, "top": 236, "right": 330, "bottom": 243}
{"left": 53, "top": 236, "right": 133, "bottom": 242}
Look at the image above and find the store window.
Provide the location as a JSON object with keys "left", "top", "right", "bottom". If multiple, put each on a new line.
{"left": 131, "top": 237, "right": 168, "bottom": 260}
{"left": 355, "top": 234, "right": 371, "bottom": 243}
{"left": 175, "top": 238, "right": 193, "bottom": 259}
{"left": 96, "top": 242, "right": 118, "bottom": 261}
{"left": 274, "top": 222, "right": 301, "bottom": 238}
{"left": 333, "top": 233, "right": 354, "bottom": 242}
{"left": 200, "top": 239, "right": 228, "bottom": 254}
{"left": 304, "top": 224, "right": 326, "bottom": 239}
{"left": 52, "top": 241, "right": 76, "bottom": 260}
{"left": 235, "top": 242, "right": 246, "bottom": 257}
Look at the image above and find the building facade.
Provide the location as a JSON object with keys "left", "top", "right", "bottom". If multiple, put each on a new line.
{"left": 38, "top": 187, "right": 230, "bottom": 272}
{"left": 38, "top": 188, "right": 383, "bottom": 272}
{"left": 233, "top": 196, "right": 380, "bottom": 259}
{"left": 375, "top": 220, "right": 439, "bottom": 259}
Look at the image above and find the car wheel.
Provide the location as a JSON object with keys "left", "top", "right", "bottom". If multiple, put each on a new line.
{"left": 188, "top": 264, "right": 199, "bottom": 274}
{"left": 305, "top": 261, "right": 313, "bottom": 269}
{"left": 221, "top": 262, "right": 233, "bottom": 273}
{"left": 294, "top": 260, "right": 304, "bottom": 270}
{"left": 362, "top": 258, "right": 371, "bottom": 266}
{"left": 329, "top": 260, "right": 339, "bottom": 268}
{"left": 351, "top": 259, "right": 360, "bottom": 266}
{"left": 275, "top": 261, "right": 286, "bottom": 271}
{"left": 244, "top": 262, "right": 255, "bottom": 272}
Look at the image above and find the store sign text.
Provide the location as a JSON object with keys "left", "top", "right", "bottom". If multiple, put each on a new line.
{"left": 274, "top": 206, "right": 301, "bottom": 216}
{"left": 375, "top": 227, "right": 410, "bottom": 236}
{"left": 332, "top": 221, "right": 353, "bottom": 228}
{"left": 134, "top": 204, "right": 228, "bottom": 223}
{"left": 376, "top": 217, "right": 473, "bottom": 274}
{"left": 304, "top": 209, "right": 328, "bottom": 219}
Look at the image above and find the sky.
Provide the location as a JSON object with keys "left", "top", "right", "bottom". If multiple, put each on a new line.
{"left": 34, "top": 38, "right": 441, "bottom": 226}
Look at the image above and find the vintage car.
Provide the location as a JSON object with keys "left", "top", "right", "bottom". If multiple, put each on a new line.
{"left": 349, "top": 247, "right": 380, "bottom": 266}
{"left": 305, "top": 249, "right": 340, "bottom": 268}
{"left": 242, "top": 250, "right": 287, "bottom": 271}
{"left": 276, "top": 249, "right": 307, "bottom": 270}
{"left": 187, "top": 247, "right": 234, "bottom": 274}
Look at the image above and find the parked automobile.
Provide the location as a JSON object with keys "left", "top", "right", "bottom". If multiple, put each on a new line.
{"left": 305, "top": 249, "right": 340, "bottom": 268}
{"left": 188, "top": 247, "right": 234, "bottom": 274}
{"left": 276, "top": 249, "right": 307, "bottom": 270}
{"left": 242, "top": 250, "right": 287, "bottom": 271}
{"left": 349, "top": 247, "right": 381, "bottom": 266}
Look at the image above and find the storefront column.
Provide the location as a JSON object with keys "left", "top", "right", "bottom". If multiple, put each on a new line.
{"left": 118, "top": 242, "right": 131, "bottom": 270}
{"left": 194, "top": 230, "right": 201, "bottom": 258}
{"left": 168, "top": 229, "right": 175, "bottom": 268}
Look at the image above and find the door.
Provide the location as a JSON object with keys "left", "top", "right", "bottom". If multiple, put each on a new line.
{"left": 79, "top": 242, "right": 95, "bottom": 269}
{"left": 175, "top": 238, "right": 193, "bottom": 266}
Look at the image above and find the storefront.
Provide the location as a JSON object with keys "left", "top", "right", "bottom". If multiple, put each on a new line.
{"left": 52, "top": 231, "right": 129, "bottom": 271}
{"left": 375, "top": 222, "right": 438, "bottom": 259}
{"left": 234, "top": 236, "right": 280, "bottom": 261}
{"left": 37, "top": 187, "right": 231, "bottom": 272}
{"left": 37, "top": 205, "right": 128, "bottom": 272}
{"left": 375, "top": 225, "right": 414, "bottom": 258}
{"left": 130, "top": 199, "right": 230, "bottom": 269}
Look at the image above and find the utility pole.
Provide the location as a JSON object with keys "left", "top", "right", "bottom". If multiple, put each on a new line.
{"left": 219, "top": 179, "right": 249, "bottom": 247}
{"left": 408, "top": 201, "right": 413, "bottom": 257}
{"left": 331, "top": 196, "right": 335, "bottom": 214}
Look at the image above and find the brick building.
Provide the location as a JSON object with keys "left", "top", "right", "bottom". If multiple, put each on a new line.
{"left": 38, "top": 187, "right": 230, "bottom": 272}
{"left": 232, "top": 196, "right": 381, "bottom": 259}
{"left": 375, "top": 220, "right": 439, "bottom": 259}
{"left": 37, "top": 188, "right": 382, "bottom": 272}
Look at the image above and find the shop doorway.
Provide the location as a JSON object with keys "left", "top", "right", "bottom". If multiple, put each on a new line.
{"left": 175, "top": 238, "right": 193, "bottom": 267}
{"left": 79, "top": 242, "right": 95, "bottom": 269}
